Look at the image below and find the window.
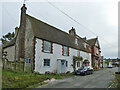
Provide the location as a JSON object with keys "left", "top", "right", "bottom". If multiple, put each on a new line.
{"left": 25, "top": 58, "right": 30, "bottom": 63}
{"left": 44, "top": 59, "right": 50, "bottom": 66}
{"left": 66, "top": 61, "right": 68, "bottom": 67}
{"left": 63, "top": 46, "right": 69, "bottom": 56}
{"left": 77, "top": 62, "right": 80, "bottom": 67}
{"left": 74, "top": 38, "right": 78, "bottom": 45}
{"left": 82, "top": 42, "right": 86, "bottom": 48}
{"left": 96, "top": 48, "right": 99, "bottom": 54}
{"left": 43, "top": 40, "right": 52, "bottom": 53}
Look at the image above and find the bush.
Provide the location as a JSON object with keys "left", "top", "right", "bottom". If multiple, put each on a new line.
{"left": 34, "top": 71, "right": 41, "bottom": 75}
{"left": 66, "top": 71, "right": 71, "bottom": 74}
{"left": 45, "top": 71, "right": 51, "bottom": 74}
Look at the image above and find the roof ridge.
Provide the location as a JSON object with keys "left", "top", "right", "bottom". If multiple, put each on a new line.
{"left": 26, "top": 14, "right": 72, "bottom": 36}
{"left": 87, "top": 37, "right": 97, "bottom": 41}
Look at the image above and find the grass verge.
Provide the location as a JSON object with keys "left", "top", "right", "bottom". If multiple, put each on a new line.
{"left": 109, "top": 74, "right": 120, "bottom": 89}
{"left": 2, "top": 70, "right": 74, "bottom": 88}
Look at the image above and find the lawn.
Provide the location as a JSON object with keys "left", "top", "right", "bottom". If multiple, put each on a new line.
{"left": 2, "top": 70, "right": 74, "bottom": 88}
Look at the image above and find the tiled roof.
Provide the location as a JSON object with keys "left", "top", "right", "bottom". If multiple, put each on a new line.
{"left": 3, "top": 38, "right": 16, "bottom": 48}
{"left": 3, "top": 14, "right": 91, "bottom": 53}
{"left": 26, "top": 14, "right": 90, "bottom": 53}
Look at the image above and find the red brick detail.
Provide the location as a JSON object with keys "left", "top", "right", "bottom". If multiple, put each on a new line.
{"left": 42, "top": 40, "right": 44, "bottom": 52}
{"left": 68, "top": 47, "right": 69, "bottom": 56}
{"left": 62, "top": 46, "right": 64, "bottom": 56}
{"left": 33, "top": 37, "right": 36, "bottom": 72}
{"left": 51, "top": 42, "right": 53, "bottom": 53}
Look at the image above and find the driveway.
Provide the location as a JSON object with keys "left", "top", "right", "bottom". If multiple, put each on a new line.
{"left": 38, "top": 67, "right": 118, "bottom": 88}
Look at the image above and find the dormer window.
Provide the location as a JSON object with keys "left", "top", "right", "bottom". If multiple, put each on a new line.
{"left": 82, "top": 42, "right": 86, "bottom": 48}
{"left": 74, "top": 38, "right": 78, "bottom": 45}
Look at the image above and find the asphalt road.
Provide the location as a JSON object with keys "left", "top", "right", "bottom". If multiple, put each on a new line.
{"left": 38, "top": 67, "right": 118, "bottom": 88}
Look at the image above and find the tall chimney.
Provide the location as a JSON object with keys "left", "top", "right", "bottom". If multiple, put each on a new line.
{"left": 69, "top": 27, "right": 76, "bottom": 36}
{"left": 20, "top": 4, "right": 27, "bottom": 27}
{"left": 18, "top": 4, "right": 27, "bottom": 59}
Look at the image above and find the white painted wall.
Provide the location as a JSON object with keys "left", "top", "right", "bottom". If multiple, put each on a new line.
{"left": 80, "top": 51, "right": 92, "bottom": 68}
{"left": 35, "top": 38, "right": 92, "bottom": 74}
{"left": 4, "top": 45, "right": 15, "bottom": 61}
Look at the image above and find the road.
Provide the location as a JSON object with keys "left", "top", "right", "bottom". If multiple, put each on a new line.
{"left": 38, "top": 67, "right": 118, "bottom": 88}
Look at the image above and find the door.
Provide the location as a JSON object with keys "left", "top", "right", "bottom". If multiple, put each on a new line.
{"left": 60, "top": 60, "right": 66, "bottom": 73}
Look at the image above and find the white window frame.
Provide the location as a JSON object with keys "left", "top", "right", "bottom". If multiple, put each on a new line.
{"left": 63, "top": 46, "right": 68, "bottom": 56}
{"left": 74, "top": 38, "right": 78, "bottom": 45}
{"left": 44, "top": 59, "right": 50, "bottom": 67}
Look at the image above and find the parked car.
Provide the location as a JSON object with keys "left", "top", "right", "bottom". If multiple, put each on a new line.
{"left": 108, "top": 63, "right": 113, "bottom": 68}
{"left": 108, "top": 65, "right": 113, "bottom": 68}
{"left": 75, "top": 66, "right": 93, "bottom": 76}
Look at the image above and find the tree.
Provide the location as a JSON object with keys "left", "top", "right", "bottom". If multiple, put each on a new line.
{"left": 72, "top": 56, "right": 83, "bottom": 72}
{"left": 0, "top": 32, "right": 15, "bottom": 45}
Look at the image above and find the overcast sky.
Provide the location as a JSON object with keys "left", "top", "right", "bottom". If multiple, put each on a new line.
{"left": 0, "top": 0, "right": 119, "bottom": 59}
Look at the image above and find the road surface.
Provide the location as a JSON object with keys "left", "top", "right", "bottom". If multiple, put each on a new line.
{"left": 38, "top": 67, "right": 118, "bottom": 88}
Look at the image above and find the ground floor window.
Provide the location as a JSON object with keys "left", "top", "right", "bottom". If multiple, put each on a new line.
{"left": 44, "top": 59, "right": 50, "bottom": 66}
{"left": 77, "top": 62, "right": 80, "bottom": 67}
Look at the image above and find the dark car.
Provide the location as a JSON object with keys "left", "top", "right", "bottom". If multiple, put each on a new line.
{"left": 75, "top": 66, "right": 93, "bottom": 76}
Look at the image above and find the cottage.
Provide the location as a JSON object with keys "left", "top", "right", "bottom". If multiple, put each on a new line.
{"left": 3, "top": 4, "right": 101, "bottom": 73}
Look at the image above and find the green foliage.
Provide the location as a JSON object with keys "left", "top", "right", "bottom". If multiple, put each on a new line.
{"left": 73, "top": 56, "right": 83, "bottom": 61}
{"left": 110, "top": 74, "right": 120, "bottom": 89}
{"left": 72, "top": 56, "right": 83, "bottom": 72}
{"left": 0, "top": 32, "right": 15, "bottom": 45}
{"left": 2, "top": 70, "right": 74, "bottom": 88}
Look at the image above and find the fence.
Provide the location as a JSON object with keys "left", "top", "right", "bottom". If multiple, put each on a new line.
{"left": 3, "top": 60, "right": 25, "bottom": 72}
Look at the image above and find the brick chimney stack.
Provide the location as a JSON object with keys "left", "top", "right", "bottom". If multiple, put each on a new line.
{"left": 20, "top": 4, "right": 27, "bottom": 27}
{"left": 18, "top": 4, "right": 27, "bottom": 59}
{"left": 69, "top": 27, "right": 76, "bottom": 36}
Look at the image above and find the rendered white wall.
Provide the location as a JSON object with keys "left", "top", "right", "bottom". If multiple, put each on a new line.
{"left": 80, "top": 51, "right": 92, "bottom": 68}
{"left": 35, "top": 38, "right": 92, "bottom": 74}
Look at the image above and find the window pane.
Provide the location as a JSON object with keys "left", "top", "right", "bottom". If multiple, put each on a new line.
{"left": 64, "top": 46, "right": 68, "bottom": 56}
{"left": 66, "top": 61, "right": 68, "bottom": 67}
{"left": 74, "top": 38, "right": 78, "bottom": 45}
{"left": 44, "top": 41, "right": 51, "bottom": 53}
{"left": 44, "top": 59, "right": 50, "bottom": 66}
{"left": 77, "top": 62, "right": 80, "bottom": 67}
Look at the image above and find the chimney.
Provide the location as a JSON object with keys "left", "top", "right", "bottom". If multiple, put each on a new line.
{"left": 14, "top": 27, "right": 18, "bottom": 38}
{"left": 69, "top": 27, "right": 76, "bottom": 36}
{"left": 20, "top": 4, "right": 27, "bottom": 27}
{"left": 83, "top": 37, "right": 87, "bottom": 41}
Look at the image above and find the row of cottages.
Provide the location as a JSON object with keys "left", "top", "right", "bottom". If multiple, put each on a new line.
{"left": 3, "top": 4, "right": 101, "bottom": 73}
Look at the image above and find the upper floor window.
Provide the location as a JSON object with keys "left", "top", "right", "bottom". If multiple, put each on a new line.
{"left": 42, "top": 40, "right": 53, "bottom": 53}
{"left": 96, "top": 48, "right": 99, "bottom": 54}
{"left": 62, "top": 46, "right": 69, "bottom": 56}
{"left": 74, "top": 38, "right": 78, "bottom": 45}
{"left": 82, "top": 42, "right": 86, "bottom": 48}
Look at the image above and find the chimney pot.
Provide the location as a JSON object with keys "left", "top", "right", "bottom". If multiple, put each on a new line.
{"left": 69, "top": 27, "right": 76, "bottom": 36}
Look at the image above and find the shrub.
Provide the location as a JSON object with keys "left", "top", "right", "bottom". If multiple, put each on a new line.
{"left": 34, "top": 71, "right": 41, "bottom": 75}
{"left": 66, "top": 71, "right": 71, "bottom": 74}
{"left": 45, "top": 71, "right": 51, "bottom": 74}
